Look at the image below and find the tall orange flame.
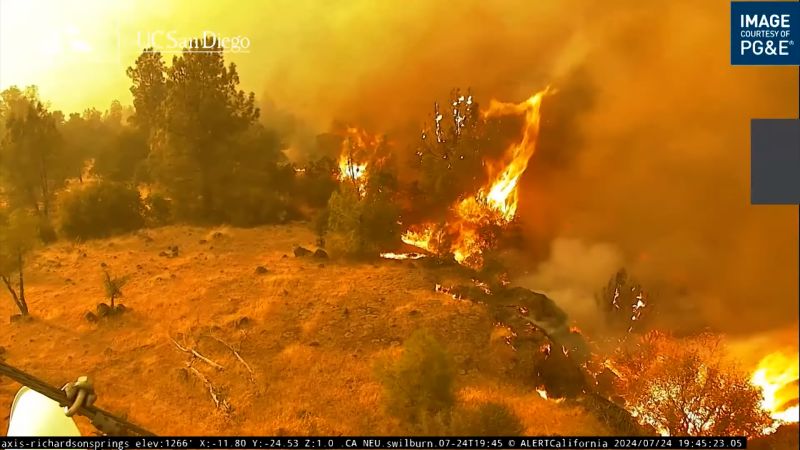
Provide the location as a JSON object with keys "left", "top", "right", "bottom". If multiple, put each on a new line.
{"left": 337, "top": 127, "right": 383, "bottom": 197}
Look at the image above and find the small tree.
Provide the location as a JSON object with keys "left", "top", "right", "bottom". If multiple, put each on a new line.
{"left": 376, "top": 330, "right": 455, "bottom": 426}
{"left": 0, "top": 209, "right": 38, "bottom": 316}
{"left": 612, "top": 331, "right": 772, "bottom": 436}
{"left": 596, "top": 269, "right": 655, "bottom": 335}
{"left": 102, "top": 269, "right": 128, "bottom": 309}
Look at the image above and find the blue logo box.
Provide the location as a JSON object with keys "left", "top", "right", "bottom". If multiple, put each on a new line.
{"left": 731, "top": 1, "right": 800, "bottom": 65}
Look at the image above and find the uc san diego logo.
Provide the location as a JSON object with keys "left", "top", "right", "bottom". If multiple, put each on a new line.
{"left": 731, "top": 2, "right": 800, "bottom": 65}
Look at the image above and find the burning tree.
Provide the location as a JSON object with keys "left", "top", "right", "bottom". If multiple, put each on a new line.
{"left": 401, "top": 89, "right": 548, "bottom": 269}
{"left": 596, "top": 269, "right": 654, "bottom": 335}
{"left": 611, "top": 331, "right": 772, "bottom": 436}
{"left": 325, "top": 127, "right": 400, "bottom": 257}
{"left": 414, "top": 89, "right": 487, "bottom": 210}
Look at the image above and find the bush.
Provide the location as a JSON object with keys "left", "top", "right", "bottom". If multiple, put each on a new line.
{"left": 220, "top": 188, "right": 291, "bottom": 227}
{"left": 326, "top": 186, "right": 399, "bottom": 257}
{"left": 376, "top": 330, "right": 455, "bottom": 425}
{"left": 143, "top": 191, "right": 172, "bottom": 226}
{"left": 57, "top": 181, "right": 144, "bottom": 240}
{"left": 36, "top": 216, "right": 58, "bottom": 243}
{"left": 450, "top": 403, "right": 525, "bottom": 436}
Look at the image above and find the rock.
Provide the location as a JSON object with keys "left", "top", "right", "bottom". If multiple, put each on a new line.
{"left": 254, "top": 266, "right": 269, "bottom": 275}
{"left": 210, "top": 231, "right": 225, "bottom": 240}
{"left": 313, "top": 249, "right": 328, "bottom": 259}
{"left": 84, "top": 311, "right": 98, "bottom": 323}
{"left": 282, "top": 254, "right": 288, "bottom": 259}
{"left": 233, "top": 316, "right": 251, "bottom": 329}
{"left": 136, "top": 264, "right": 143, "bottom": 270}
{"left": 198, "top": 239, "right": 208, "bottom": 244}
{"left": 9, "top": 314, "right": 23, "bottom": 323}
{"left": 96, "top": 303, "right": 111, "bottom": 318}
{"left": 318, "top": 263, "right": 325, "bottom": 269}
{"left": 294, "top": 246, "right": 313, "bottom": 257}
{"left": 114, "top": 304, "right": 127, "bottom": 314}
{"left": 100, "top": 262, "right": 107, "bottom": 268}
{"left": 0, "top": 346, "right": 6, "bottom": 355}
{"left": 308, "top": 341, "right": 320, "bottom": 347}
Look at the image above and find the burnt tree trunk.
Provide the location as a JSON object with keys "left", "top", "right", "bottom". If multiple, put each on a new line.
{"left": 17, "top": 250, "right": 28, "bottom": 315}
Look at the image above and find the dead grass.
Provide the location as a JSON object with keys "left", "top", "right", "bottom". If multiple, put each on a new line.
{"left": 0, "top": 223, "right": 610, "bottom": 435}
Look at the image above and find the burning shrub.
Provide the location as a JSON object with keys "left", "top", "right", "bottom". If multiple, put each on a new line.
{"left": 611, "top": 331, "right": 773, "bottom": 436}
{"left": 57, "top": 181, "right": 144, "bottom": 240}
{"left": 376, "top": 330, "right": 455, "bottom": 426}
{"left": 325, "top": 131, "right": 400, "bottom": 257}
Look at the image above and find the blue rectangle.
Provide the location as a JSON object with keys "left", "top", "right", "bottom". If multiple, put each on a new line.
{"left": 731, "top": 2, "right": 800, "bottom": 65}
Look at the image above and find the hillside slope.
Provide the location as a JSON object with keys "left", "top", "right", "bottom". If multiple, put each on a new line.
{"left": 0, "top": 224, "right": 608, "bottom": 435}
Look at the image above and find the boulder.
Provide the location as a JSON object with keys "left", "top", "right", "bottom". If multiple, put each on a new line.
{"left": 293, "top": 246, "right": 313, "bottom": 257}
{"left": 313, "top": 249, "right": 329, "bottom": 259}
{"left": 96, "top": 303, "right": 111, "bottom": 317}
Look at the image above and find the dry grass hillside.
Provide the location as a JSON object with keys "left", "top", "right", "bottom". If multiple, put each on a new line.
{"left": 0, "top": 224, "right": 608, "bottom": 435}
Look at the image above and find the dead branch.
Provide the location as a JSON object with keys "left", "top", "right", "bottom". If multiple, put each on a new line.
{"left": 207, "top": 334, "right": 254, "bottom": 376}
{"left": 170, "top": 336, "right": 225, "bottom": 371}
{"left": 187, "top": 365, "right": 231, "bottom": 413}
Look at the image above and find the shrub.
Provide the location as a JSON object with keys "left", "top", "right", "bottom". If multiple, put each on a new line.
{"left": 143, "top": 191, "right": 172, "bottom": 226}
{"left": 36, "top": 216, "right": 58, "bottom": 243}
{"left": 376, "top": 330, "right": 455, "bottom": 425}
{"left": 450, "top": 402, "right": 525, "bottom": 436}
{"left": 57, "top": 181, "right": 144, "bottom": 240}
{"left": 326, "top": 186, "right": 399, "bottom": 257}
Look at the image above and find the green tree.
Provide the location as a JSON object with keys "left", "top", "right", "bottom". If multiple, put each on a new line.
{"left": 0, "top": 86, "right": 63, "bottom": 218}
{"left": 141, "top": 39, "right": 260, "bottom": 221}
{"left": 126, "top": 49, "right": 167, "bottom": 136}
{"left": 0, "top": 209, "right": 38, "bottom": 316}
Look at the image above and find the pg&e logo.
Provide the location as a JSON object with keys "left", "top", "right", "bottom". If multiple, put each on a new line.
{"left": 731, "top": 2, "right": 800, "bottom": 65}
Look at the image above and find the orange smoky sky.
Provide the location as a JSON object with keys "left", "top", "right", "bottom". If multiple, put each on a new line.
{"left": 0, "top": 0, "right": 797, "bottom": 338}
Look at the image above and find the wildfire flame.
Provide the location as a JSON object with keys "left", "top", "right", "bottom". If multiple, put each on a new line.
{"left": 337, "top": 127, "right": 383, "bottom": 197}
{"left": 378, "top": 252, "right": 426, "bottom": 260}
{"left": 751, "top": 351, "right": 799, "bottom": 430}
{"left": 401, "top": 89, "right": 549, "bottom": 268}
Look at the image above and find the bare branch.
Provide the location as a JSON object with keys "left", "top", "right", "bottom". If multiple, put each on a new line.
{"left": 169, "top": 336, "right": 224, "bottom": 371}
